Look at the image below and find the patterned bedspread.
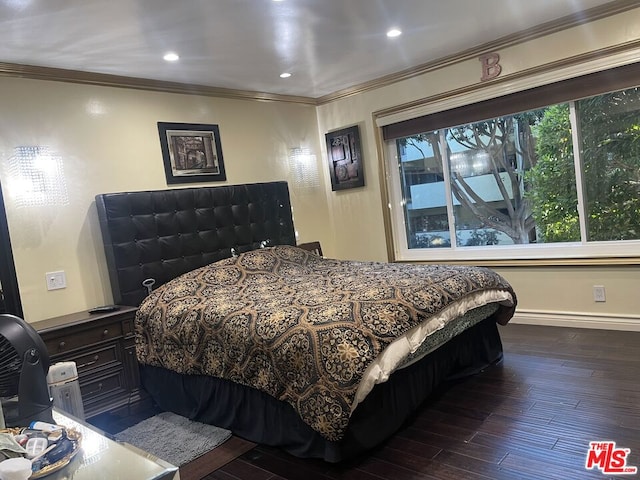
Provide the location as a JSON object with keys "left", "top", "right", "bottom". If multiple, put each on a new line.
{"left": 135, "top": 245, "right": 516, "bottom": 441}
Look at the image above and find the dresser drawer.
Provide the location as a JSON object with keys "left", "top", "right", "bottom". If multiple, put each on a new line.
{"left": 51, "top": 343, "right": 122, "bottom": 375}
{"left": 44, "top": 322, "right": 124, "bottom": 354}
{"left": 80, "top": 368, "right": 128, "bottom": 404}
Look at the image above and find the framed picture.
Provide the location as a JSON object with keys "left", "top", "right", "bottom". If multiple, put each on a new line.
{"left": 158, "top": 122, "right": 226, "bottom": 184}
{"left": 325, "top": 125, "right": 364, "bottom": 191}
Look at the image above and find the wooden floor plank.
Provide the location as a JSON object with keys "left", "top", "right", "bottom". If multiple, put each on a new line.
{"left": 93, "top": 323, "right": 640, "bottom": 479}
{"left": 213, "top": 323, "right": 639, "bottom": 480}
{"left": 182, "top": 436, "right": 257, "bottom": 480}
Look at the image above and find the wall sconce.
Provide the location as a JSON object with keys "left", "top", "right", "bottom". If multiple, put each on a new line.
{"left": 288, "top": 147, "right": 319, "bottom": 188}
{"left": 6, "top": 146, "right": 69, "bottom": 207}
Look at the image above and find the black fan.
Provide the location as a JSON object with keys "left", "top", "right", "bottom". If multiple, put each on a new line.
{"left": 0, "top": 313, "right": 53, "bottom": 427}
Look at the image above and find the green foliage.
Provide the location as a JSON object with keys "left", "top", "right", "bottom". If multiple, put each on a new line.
{"left": 525, "top": 104, "right": 580, "bottom": 242}
{"left": 527, "top": 88, "right": 640, "bottom": 242}
{"left": 577, "top": 89, "right": 640, "bottom": 240}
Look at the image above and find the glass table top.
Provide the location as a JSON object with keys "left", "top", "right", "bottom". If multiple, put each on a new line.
{"left": 45, "top": 409, "right": 179, "bottom": 480}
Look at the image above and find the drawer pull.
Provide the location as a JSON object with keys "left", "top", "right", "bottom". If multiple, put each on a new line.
{"left": 102, "top": 329, "right": 109, "bottom": 337}
{"left": 86, "top": 383, "right": 103, "bottom": 396}
{"left": 77, "top": 355, "right": 99, "bottom": 369}
{"left": 58, "top": 341, "right": 66, "bottom": 350}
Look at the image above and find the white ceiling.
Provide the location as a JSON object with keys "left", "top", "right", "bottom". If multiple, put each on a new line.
{"left": 0, "top": 0, "right": 619, "bottom": 99}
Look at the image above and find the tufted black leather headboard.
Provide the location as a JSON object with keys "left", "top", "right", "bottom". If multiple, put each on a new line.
{"left": 95, "top": 181, "right": 296, "bottom": 306}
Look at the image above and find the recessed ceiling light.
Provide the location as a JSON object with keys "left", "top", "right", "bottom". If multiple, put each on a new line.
{"left": 163, "top": 52, "right": 180, "bottom": 62}
{"left": 280, "top": 72, "right": 292, "bottom": 78}
{"left": 386, "top": 28, "right": 402, "bottom": 38}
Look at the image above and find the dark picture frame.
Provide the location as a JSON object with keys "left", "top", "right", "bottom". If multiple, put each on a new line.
{"left": 325, "top": 125, "right": 364, "bottom": 191}
{"left": 158, "top": 122, "right": 226, "bottom": 184}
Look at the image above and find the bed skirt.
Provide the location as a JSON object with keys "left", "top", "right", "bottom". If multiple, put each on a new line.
{"left": 140, "top": 316, "right": 503, "bottom": 462}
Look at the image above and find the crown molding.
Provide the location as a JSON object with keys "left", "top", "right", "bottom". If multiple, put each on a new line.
{"left": 373, "top": 37, "right": 640, "bottom": 123}
{"left": 316, "top": 0, "right": 640, "bottom": 105}
{"left": 0, "top": 62, "right": 318, "bottom": 106}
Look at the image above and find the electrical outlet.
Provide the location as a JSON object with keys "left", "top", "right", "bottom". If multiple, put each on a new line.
{"left": 46, "top": 271, "right": 67, "bottom": 290}
{"left": 593, "top": 285, "right": 606, "bottom": 302}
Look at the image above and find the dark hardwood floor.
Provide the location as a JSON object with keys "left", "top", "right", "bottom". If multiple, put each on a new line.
{"left": 209, "top": 324, "right": 640, "bottom": 480}
{"left": 91, "top": 323, "right": 640, "bottom": 480}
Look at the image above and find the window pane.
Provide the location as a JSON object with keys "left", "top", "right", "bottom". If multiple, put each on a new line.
{"left": 395, "top": 106, "right": 583, "bottom": 250}
{"left": 396, "top": 132, "right": 451, "bottom": 248}
{"left": 526, "top": 104, "right": 581, "bottom": 242}
{"left": 446, "top": 118, "right": 526, "bottom": 246}
{"left": 577, "top": 87, "right": 640, "bottom": 241}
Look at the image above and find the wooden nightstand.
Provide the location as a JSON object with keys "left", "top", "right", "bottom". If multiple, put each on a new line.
{"left": 32, "top": 306, "right": 146, "bottom": 419}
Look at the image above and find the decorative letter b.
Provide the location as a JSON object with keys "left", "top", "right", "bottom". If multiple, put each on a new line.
{"left": 479, "top": 52, "right": 501, "bottom": 82}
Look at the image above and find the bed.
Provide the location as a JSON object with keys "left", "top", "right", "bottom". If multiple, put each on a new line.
{"left": 95, "top": 181, "right": 516, "bottom": 462}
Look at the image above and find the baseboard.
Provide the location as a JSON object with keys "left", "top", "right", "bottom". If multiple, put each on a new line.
{"left": 511, "top": 309, "right": 640, "bottom": 331}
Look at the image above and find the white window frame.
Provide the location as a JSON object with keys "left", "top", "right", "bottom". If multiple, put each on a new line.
{"left": 384, "top": 113, "right": 640, "bottom": 263}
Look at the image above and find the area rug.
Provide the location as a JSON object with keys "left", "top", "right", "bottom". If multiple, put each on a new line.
{"left": 114, "top": 411, "right": 233, "bottom": 467}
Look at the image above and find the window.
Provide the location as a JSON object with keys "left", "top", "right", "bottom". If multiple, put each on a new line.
{"left": 383, "top": 65, "right": 640, "bottom": 262}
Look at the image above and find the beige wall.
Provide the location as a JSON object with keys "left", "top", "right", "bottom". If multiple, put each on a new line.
{"left": 315, "top": 9, "right": 640, "bottom": 328}
{"left": 0, "top": 78, "right": 330, "bottom": 321}
{"left": 1, "top": 9, "right": 639, "bottom": 328}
